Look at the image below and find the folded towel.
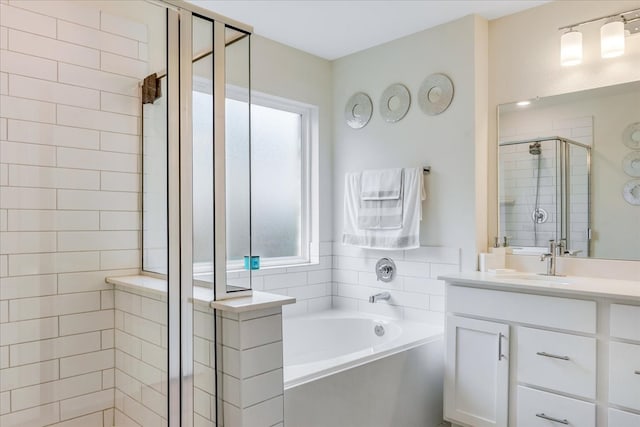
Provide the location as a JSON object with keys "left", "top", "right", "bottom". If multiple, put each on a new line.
{"left": 343, "top": 167, "right": 425, "bottom": 250}
{"left": 360, "top": 168, "right": 402, "bottom": 200}
{"left": 358, "top": 197, "right": 403, "bottom": 230}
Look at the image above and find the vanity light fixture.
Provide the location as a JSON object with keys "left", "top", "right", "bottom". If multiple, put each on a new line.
{"left": 560, "top": 29, "right": 583, "bottom": 66}
{"left": 601, "top": 19, "right": 625, "bottom": 58}
{"left": 516, "top": 100, "right": 531, "bottom": 107}
{"left": 559, "top": 7, "right": 640, "bottom": 66}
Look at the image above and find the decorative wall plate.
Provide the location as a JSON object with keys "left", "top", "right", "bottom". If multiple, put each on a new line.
{"left": 623, "top": 151, "right": 640, "bottom": 177}
{"left": 418, "top": 73, "right": 454, "bottom": 115}
{"left": 344, "top": 92, "right": 373, "bottom": 129}
{"left": 623, "top": 122, "right": 640, "bottom": 149}
{"left": 379, "top": 83, "right": 411, "bottom": 123}
{"left": 623, "top": 179, "right": 640, "bottom": 205}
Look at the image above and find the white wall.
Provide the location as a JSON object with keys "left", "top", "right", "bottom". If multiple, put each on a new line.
{"left": 332, "top": 14, "right": 488, "bottom": 272}
{"left": 488, "top": 0, "right": 640, "bottom": 261}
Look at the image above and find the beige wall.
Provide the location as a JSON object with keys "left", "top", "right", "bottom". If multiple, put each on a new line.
{"left": 332, "top": 14, "right": 488, "bottom": 272}
{"left": 488, "top": 0, "right": 640, "bottom": 257}
{"left": 252, "top": 35, "right": 334, "bottom": 245}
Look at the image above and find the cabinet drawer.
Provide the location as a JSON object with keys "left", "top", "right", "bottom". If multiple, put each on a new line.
{"left": 609, "top": 341, "right": 640, "bottom": 411}
{"left": 447, "top": 285, "right": 596, "bottom": 333}
{"left": 516, "top": 386, "right": 595, "bottom": 427}
{"left": 610, "top": 304, "right": 640, "bottom": 341}
{"left": 609, "top": 408, "right": 640, "bottom": 427}
{"left": 517, "top": 327, "right": 596, "bottom": 399}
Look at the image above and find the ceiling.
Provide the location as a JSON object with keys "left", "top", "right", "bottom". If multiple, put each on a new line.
{"left": 188, "top": 1, "right": 549, "bottom": 60}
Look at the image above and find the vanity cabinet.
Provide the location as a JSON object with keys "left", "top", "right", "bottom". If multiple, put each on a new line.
{"left": 444, "top": 316, "right": 509, "bottom": 427}
{"left": 609, "top": 304, "right": 640, "bottom": 418}
{"left": 442, "top": 275, "right": 640, "bottom": 427}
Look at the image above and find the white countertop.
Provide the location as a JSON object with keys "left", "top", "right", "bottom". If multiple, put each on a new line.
{"left": 210, "top": 291, "right": 295, "bottom": 313}
{"left": 439, "top": 271, "right": 640, "bottom": 301}
{"left": 105, "top": 275, "right": 295, "bottom": 311}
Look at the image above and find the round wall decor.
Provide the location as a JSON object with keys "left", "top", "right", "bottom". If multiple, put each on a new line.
{"left": 379, "top": 83, "right": 411, "bottom": 123}
{"left": 623, "top": 122, "right": 640, "bottom": 149}
{"left": 344, "top": 92, "right": 373, "bottom": 129}
{"left": 623, "top": 151, "right": 640, "bottom": 177}
{"left": 418, "top": 73, "right": 454, "bottom": 115}
{"left": 622, "top": 179, "right": 640, "bottom": 206}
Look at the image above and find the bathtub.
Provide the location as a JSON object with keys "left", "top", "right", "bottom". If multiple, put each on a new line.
{"left": 283, "top": 310, "right": 444, "bottom": 427}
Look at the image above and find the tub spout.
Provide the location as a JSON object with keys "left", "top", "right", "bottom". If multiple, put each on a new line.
{"left": 369, "top": 291, "right": 391, "bottom": 303}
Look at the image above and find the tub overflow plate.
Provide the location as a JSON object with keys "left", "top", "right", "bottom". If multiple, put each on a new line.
{"left": 375, "top": 258, "right": 396, "bottom": 282}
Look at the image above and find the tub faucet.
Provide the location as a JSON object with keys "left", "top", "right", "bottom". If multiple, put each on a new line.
{"left": 369, "top": 291, "right": 391, "bottom": 303}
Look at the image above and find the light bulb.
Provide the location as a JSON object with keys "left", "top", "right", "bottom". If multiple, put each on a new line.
{"left": 601, "top": 20, "right": 625, "bottom": 58}
{"left": 560, "top": 30, "right": 582, "bottom": 66}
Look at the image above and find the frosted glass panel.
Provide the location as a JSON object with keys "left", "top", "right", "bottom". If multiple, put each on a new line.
{"left": 251, "top": 104, "right": 302, "bottom": 259}
{"left": 193, "top": 90, "right": 214, "bottom": 264}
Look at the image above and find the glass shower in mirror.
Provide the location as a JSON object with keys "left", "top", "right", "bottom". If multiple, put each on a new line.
{"left": 498, "top": 80, "right": 640, "bottom": 261}
{"left": 498, "top": 136, "right": 590, "bottom": 257}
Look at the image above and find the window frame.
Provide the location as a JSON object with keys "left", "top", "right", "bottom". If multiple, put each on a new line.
{"left": 226, "top": 86, "right": 317, "bottom": 270}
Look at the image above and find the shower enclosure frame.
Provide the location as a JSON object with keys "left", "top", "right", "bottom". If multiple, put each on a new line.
{"left": 497, "top": 136, "right": 592, "bottom": 256}
{"left": 142, "top": 1, "right": 253, "bottom": 425}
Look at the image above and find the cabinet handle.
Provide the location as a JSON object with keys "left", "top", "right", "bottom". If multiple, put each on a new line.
{"left": 536, "top": 413, "right": 569, "bottom": 425}
{"left": 498, "top": 333, "right": 505, "bottom": 361}
{"left": 635, "top": 370, "right": 640, "bottom": 375}
{"left": 536, "top": 351, "right": 570, "bottom": 361}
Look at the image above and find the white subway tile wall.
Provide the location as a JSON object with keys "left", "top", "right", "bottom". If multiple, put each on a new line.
{"left": 219, "top": 307, "right": 285, "bottom": 427}
{"left": 246, "top": 242, "right": 333, "bottom": 317}
{"left": 0, "top": 1, "right": 145, "bottom": 426}
{"left": 331, "top": 243, "right": 460, "bottom": 325}
{"left": 113, "top": 286, "right": 168, "bottom": 427}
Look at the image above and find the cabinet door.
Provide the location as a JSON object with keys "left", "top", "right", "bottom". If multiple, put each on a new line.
{"left": 445, "top": 315, "right": 510, "bottom": 427}
{"left": 609, "top": 341, "right": 640, "bottom": 411}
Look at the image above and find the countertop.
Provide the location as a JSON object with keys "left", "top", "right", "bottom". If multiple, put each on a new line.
{"left": 439, "top": 271, "right": 640, "bottom": 302}
{"left": 106, "top": 275, "right": 295, "bottom": 311}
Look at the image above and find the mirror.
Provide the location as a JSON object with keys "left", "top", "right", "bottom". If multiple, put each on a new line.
{"left": 498, "top": 81, "right": 640, "bottom": 261}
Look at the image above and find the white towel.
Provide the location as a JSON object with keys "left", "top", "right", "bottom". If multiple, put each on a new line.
{"left": 358, "top": 197, "right": 403, "bottom": 230}
{"left": 360, "top": 168, "right": 402, "bottom": 200}
{"left": 343, "top": 167, "right": 425, "bottom": 250}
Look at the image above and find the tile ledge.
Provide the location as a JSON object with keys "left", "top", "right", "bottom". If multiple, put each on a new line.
{"left": 105, "top": 275, "right": 294, "bottom": 311}
{"left": 106, "top": 274, "right": 214, "bottom": 306}
{"left": 210, "top": 291, "right": 296, "bottom": 313}
{"left": 106, "top": 274, "right": 167, "bottom": 296}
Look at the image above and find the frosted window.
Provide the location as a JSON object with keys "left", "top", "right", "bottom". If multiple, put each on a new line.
{"left": 192, "top": 90, "right": 214, "bottom": 265}
{"left": 244, "top": 102, "right": 303, "bottom": 260}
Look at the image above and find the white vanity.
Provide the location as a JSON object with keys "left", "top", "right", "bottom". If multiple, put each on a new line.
{"left": 440, "top": 272, "right": 640, "bottom": 427}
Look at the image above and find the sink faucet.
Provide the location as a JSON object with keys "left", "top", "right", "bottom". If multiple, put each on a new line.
{"left": 369, "top": 291, "right": 391, "bottom": 303}
{"left": 540, "top": 240, "right": 562, "bottom": 276}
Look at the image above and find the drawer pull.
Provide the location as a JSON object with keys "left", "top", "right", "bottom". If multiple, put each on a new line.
{"left": 635, "top": 370, "right": 640, "bottom": 375}
{"left": 536, "top": 351, "right": 570, "bottom": 361}
{"left": 536, "top": 413, "right": 569, "bottom": 425}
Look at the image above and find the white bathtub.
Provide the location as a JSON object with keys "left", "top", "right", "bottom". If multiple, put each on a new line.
{"left": 283, "top": 310, "right": 444, "bottom": 427}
